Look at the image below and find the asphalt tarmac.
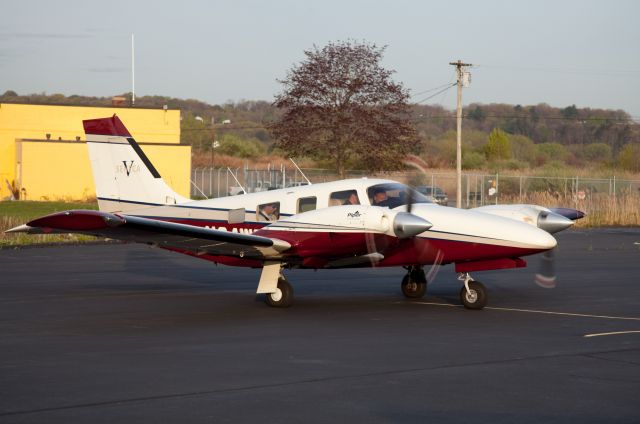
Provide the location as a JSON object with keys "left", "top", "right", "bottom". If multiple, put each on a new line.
{"left": 0, "top": 228, "right": 639, "bottom": 423}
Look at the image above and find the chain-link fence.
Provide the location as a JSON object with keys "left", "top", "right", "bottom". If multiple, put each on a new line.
{"left": 191, "top": 166, "right": 640, "bottom": 213}
{"left": 190, "top": 166, "right": 368, "bottom": 199}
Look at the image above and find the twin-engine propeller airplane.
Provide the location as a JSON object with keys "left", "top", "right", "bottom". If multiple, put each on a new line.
{"left": 7, "top": 116, "right": 584, "bottom": 309}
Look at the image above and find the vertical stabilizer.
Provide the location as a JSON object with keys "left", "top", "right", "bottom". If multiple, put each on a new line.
{"left": 83, "top": 115, "right": 189, "bottom": 212}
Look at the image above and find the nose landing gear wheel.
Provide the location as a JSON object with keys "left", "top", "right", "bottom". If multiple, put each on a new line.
{"left": 265, "top": 277, "right": 293, "bottom": 308}
{"left": 401, "top": 268, "right": 427, "bottom": 298}
{"left": 460, "top": 280, "right": 487, "bottom": 310}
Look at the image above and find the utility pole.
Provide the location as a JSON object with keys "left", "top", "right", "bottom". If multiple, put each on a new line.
{"left": 449, "top": 60, "right": 472, "bottom": 208}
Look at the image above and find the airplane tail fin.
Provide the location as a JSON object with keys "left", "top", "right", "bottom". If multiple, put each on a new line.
{"left": 83, "top": 115, "right": 190, "bottom": 213}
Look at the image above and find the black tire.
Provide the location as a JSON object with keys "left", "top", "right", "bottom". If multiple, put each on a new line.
{"left": 401, "top": 274, "right": 427, "bottom": 298}
{"left": 460, "top": 281, "right": 487, "bottom": 310}
{"left": 265, "top": 277, "right": 293, "bottom": 308}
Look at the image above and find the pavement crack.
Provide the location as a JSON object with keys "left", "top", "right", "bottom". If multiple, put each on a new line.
{"left": 582, "top": 353, "right": 640, "bottom": 367}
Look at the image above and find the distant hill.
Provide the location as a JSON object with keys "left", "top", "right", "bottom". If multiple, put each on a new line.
{"left": 2, "top": 90, "right": 638, "bottom": 171}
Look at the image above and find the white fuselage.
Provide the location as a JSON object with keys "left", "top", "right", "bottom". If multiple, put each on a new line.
{"left": 101, "top": 178, "right": 556, "bottom": 255}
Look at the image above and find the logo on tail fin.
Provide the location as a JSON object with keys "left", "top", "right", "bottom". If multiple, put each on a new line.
{"left": 117, "top": 160, "right": 140, "bottom": 176}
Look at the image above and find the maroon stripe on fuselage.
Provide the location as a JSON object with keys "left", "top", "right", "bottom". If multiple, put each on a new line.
{"left": 255, "top": 229, "right": 547, "bottom": 267}
{"left": 133, "top": 219, "right": 546, "bottom": 269}
{"left": 378, "top": 237, "right": 545, "bottom": 267}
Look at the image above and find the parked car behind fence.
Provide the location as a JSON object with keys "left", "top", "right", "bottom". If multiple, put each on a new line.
{"left": 415, "top": 185, "right": 449, "bottom": 206}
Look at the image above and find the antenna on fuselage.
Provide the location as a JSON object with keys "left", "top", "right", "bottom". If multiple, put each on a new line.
{"left": 289, "top": 158, "right": 312, "bottom": 185}
{"left": 227, "top": 167, "right": 246, "bottom": 194}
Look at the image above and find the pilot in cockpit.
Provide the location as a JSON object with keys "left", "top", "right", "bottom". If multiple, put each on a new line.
{"left": 372, "top": 188, "right": 391, "bottom": 207}
{"left": 344, "top": 191, "right": 360, "bottom": 205}
{"left": 258, "top": 203, "right": 278, "bottom": 221}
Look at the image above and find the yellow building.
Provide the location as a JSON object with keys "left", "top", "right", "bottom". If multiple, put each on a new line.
{"left": 0, "top": 103, "right": 191, "bottom": 201}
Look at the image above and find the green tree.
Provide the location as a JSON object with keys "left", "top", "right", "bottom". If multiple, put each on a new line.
{"left": 484, "top": 128, "right": 511, "bottom": 160}
{"left": 269, "top": 40, "right": 418, "bottom": 178}
{"left": 536, "top": 142, "right": 568, "bottom": 163}
{"left": 581, "top": 143, "right": 612, "bottom": 164}
{"left": 509, "top": 134, "right": 536, "bottom": 165}
{"left": 561, "top": 104, "right": 579, "bottom": 119}
{"left": 468, "top": 105, "right": 485, "bottom": 122}
{"left": 618, "top": 143, "right": 640, "bottom": 172}
{"left": 217, "top": 134, "right": 266, "bottom": 159}
{"left": 180, "top": 113, "right": 213, "bottom": 150}
{"left": 462, "top": 151, "right": 486, "bottom": 169}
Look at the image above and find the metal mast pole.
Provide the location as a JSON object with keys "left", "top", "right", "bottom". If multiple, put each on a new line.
{"left": 131, "top": 33, "right": 135, "bottom": 107}
{"left": 449, "top": 60, "right": 472, "bottom": 208}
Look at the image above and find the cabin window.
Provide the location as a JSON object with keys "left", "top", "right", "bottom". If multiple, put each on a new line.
{"left": 297, "top": 196, "right": 317, "bottom": 213}
{"left": 329, "top": 190, "right": 360, "bottom": 207}
{"left": 367, "top": 183, "right": 432, "bottom": 208}
{"left": 257, "top": 202, "right": 280, "bottom": 222}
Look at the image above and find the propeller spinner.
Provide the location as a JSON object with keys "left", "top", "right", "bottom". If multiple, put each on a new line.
{"left": 393, "top": 212, "right": 432, "bottom": 239}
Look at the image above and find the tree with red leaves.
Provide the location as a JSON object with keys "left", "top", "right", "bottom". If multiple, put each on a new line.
{"left": 270, "top": 40, "right": 418, "bottom": 178}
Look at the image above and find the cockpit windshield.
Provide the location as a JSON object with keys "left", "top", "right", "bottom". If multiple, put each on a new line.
{"left": 367, "top": 183, "right": 433, "bottom": 208}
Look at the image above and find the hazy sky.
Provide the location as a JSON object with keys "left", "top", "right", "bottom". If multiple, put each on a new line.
{"left": 2, "top": 0, "right": 639, "bottom": 117}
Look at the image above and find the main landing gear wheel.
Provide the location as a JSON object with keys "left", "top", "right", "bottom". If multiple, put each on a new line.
{"left": 460, "top": 280, "right": 487, "bottom": 310}
{"left": 401, "top": 267, "right": 427, "bottom": 299}
{"left": 265, "top": 277, "right": 294, "bottom": 308}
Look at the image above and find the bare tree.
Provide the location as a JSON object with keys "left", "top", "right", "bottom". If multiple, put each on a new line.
{"left": 269, "top": 40, "right": 418, "bottom": 178}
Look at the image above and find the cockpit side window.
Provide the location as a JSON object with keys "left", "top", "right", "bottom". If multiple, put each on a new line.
{"left": 367, "top": 183, "right": 432, "bottom": 209}
{"left": 257, "top": 202, "right": 280, "bottom": 222}
{"left": 329, "top": 190, "right": 360, "bottom": 207}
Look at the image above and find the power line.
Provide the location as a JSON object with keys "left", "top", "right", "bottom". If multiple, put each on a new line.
{"left": 474, "top": 64, "right": 640, "bottom": 77}
{"left": 411, "top": 82, "right": 457, "bottom": 97}
{"left": 414, "top": 83, "right": 457, "bottom": 104}
{"left": 463, "top": 114, "right": 638, "bottom": 122}
{"left": 436, "top": 71, "right": 458, "bottom": 106}
{"left": 180, "top": 109, "right": 639, "bottom": 134}
{"left": 410, "top": 115, "right": 638, "bottom": 123}
{"left": 181, "top": 113, "right": 639, "bottom": 133}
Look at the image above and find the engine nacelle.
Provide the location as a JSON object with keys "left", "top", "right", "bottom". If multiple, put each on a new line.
{"left": 472, "top": 204, "right": 578, "bottom": 234}
{"left": 267, "top": 205, "right": 432, "bottom": 239}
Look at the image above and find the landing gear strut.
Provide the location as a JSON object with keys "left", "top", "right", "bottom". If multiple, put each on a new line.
{"left": 265, "top": 276, "right": 294, "bottom": 308}
{"left": 401, "top": 266, "right": 427, "bottom": 298}
{"left": 458, "top": 273, "right": 487, "bottom": 310}
{"left": 258, "top": 262, "right": 294, "bottom": 308}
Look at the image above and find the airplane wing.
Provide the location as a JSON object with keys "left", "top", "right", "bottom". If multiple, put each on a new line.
{"left": 7, "top": 210, "right": 291, "bottom": 259}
